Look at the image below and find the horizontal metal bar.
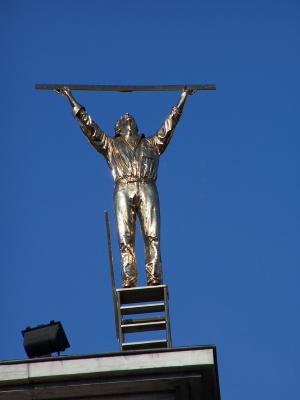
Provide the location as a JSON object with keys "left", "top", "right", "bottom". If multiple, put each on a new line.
{"left": 120, "top": 302, "right": 165, "bottom": 315}
{"left": 121, "top": 320, "right": 166, "bottom": 333}
{"left": 117, "top": 285, "right": 166, "bottom": 304}
{"left": 122, "top": 339, "right": 168, "bottom": 351}
{"left": 122, "top": 316, "right": 166, "bottom": 325}
{"left": 35, "top": 83, "right": 216, "bottom": 92}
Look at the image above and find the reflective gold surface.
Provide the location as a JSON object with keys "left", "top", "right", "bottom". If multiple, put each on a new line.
{"left": 57, "top": 88, "right": 191, "bottom": 287}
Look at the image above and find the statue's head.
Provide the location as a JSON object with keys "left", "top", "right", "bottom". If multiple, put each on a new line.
{"left": 115, "top": 113, "right": 138, "bottom": 137}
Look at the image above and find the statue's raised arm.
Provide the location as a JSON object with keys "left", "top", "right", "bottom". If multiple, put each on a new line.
{"left": 151, "top": 89, "right": 195, "bottom": 155}
{"left": 56, "top": 87, "right": 110, "bottom": 157}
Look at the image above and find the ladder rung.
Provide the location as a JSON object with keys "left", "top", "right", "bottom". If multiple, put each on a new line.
{"left": 117, "top": 285, "right": 166, "bottom": 304}
{"left": 122, "top": 316, "right": 165, "bottom": 325}
{"left": 122, "top": 339, "right": 168, "bottom": 351}
{"left": 120, "top": 302, "right": 165, "bottom": 315}
{"left": 121, "top": 320, "right": 166, "bottom": 333}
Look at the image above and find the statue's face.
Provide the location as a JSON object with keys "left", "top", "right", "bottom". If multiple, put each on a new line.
{"left": 115, "top": 113, "right": 138, "bottom": 137}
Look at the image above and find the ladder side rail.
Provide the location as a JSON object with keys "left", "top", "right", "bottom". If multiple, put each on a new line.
{"left": 164, "top": 286, "right": 172, "bottom": 348}
{"left": 117, "top": 292, "right": 125, "bottom": 349}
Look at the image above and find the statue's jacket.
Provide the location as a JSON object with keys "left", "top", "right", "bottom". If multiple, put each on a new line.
{"left": 74, "top": 106, "right": 182, "bottom": 183}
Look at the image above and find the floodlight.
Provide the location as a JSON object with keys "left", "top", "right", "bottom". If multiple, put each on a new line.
{"left": 22, "top": 320, "right": 70, "bottom": 358}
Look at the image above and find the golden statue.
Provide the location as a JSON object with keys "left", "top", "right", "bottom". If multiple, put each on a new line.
{"left": 57, "top": 88, "right": 194, "bottom": 287}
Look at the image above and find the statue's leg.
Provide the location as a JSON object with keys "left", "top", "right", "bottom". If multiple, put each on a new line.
{"left": 138, "top": 183, "right": 163, "bottom": 286}
{"left": 113, "top": 183, "right": 137, "bottom": 288}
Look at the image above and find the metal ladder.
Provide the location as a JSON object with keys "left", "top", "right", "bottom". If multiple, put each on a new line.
{"left": 116, "top": 284, "right": 172, "bottom": 351}
{"left": 104, "top": 211, "right": 172, "bottom": 351}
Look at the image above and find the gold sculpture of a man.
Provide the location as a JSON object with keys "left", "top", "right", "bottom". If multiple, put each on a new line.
{"left": 57, "top": 88, "right": 193, "bottom": 287}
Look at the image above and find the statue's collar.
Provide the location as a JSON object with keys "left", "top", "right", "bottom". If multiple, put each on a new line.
{"left": 118, "top": 133, "right": 144, "bottom": 149}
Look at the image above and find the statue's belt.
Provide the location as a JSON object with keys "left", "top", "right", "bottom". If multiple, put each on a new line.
{"left": 115, "top": 177, "right": 155, "bottom": 184}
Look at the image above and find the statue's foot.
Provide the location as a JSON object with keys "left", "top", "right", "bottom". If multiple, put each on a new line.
{"left": 147, "top": 278, "right": 162, "bottom": 286}
{"left": 122, "top": 278, "right": 137, "bottom": 288}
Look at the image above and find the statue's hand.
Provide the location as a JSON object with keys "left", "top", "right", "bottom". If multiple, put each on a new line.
{"left": 54, "top": 87, "right": 71, "bottom": 97}
{"left": 183, "top": 88, "right": 197, "bottom": 96}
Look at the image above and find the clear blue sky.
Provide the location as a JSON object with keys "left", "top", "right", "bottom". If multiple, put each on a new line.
{"left": 1, "top": 0, "right": 300, "bottom": 398}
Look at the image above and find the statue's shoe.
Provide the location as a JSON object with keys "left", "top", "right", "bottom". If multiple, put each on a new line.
{"left": 147, "top": 278, "right": 162, "bottom": 286}
{"left": 122, "top": 279, "right": 137, "bottom": 288}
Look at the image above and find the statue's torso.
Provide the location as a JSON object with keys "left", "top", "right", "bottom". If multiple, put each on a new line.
{"left": 107, "top": 134, "right": 159, "bottom": 183}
